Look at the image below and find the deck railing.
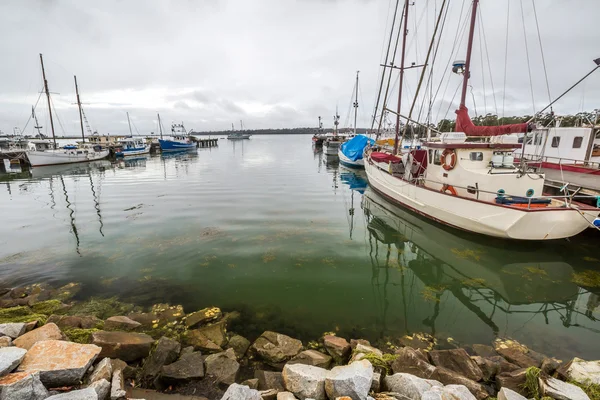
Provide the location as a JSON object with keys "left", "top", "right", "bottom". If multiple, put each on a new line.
{"left": 522, "top": 154, "right": 600, "bottom": 170}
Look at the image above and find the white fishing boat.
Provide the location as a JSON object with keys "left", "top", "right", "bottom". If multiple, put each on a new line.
{"left": 323, "top": 108, "right": 344, "bottom": 156}
{"left": 364, "top": 1, "right": 600, "bottom": 240}
{"left": 115, "top": 137, "right": 150, "bottom": 157}
{"left": 227, "top": 121, "right": 251, "bottom": 140}
{"left": 26, "top": 55, "right": 108, "bottom": 167}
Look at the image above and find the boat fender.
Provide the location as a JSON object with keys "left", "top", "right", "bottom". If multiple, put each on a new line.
{"left": 441, "top": 184, "right": 457, "bottom": 196}
{"left": 594, "top": 218, "right": 600, "bottom": 228}
{"left": 441, "top": 149, "right": 457, "bottom": 171}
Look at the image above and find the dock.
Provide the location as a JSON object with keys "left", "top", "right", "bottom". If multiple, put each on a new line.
{"left": 195, "top": 138, "right": 218, "bottom": 148}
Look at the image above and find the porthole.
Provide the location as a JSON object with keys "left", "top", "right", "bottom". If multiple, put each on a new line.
{"left": 526, "top": 189, "right": 534, "bottom": 197}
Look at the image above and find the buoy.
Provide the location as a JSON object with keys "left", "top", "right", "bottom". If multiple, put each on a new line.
{"left": 441, "top": 149, "right": 457, "bottom": 171}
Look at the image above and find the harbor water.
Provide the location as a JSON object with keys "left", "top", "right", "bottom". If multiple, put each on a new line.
{"left": 1, "top": 134, "right": 599, "bottom": 360}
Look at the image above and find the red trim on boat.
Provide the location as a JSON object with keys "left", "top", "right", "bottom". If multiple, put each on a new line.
{"left": 525, "top": 160, "right": 600, "bottom": 176}
{"left": 424, "top": 142, "right": 522, "bottom": 149}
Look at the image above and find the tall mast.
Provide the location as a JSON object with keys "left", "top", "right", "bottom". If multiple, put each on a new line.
{"left": 32, "top": 106, "right": 43, "bottom": 136}
{"left": 460, "top": 0, "right": 479, "bottom": 108}
{"left": 127, "top": 112, "right": 133, "bottom": 136}
{"left": 74, "top": 76, "right": 85, "bottom": 143}
{"left": 353, "top": 71, "right": 359, "bottom": 136}
{"left": 39, "top": 54, "right": 56, "bottom": 148}
{"left": 157, "top": 113, "right": 163, "bottom": 139}
{"left": 334, "top": 106, "right": 340, "bottom": 136}
{"left": 393, "top": 0, "right": 410, "bottom": 155}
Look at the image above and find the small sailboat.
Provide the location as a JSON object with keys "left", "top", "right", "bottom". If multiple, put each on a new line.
{"left": 227, "top": 121, "right": 251, "bottom": 140}
{"left": 26, "top": 56, "right": 108, "bottom": 167}
{"left": 115, "top": 113, "right": 151, "bottom": 157}
{"left": 323, "top": 108, "right": 344, "bottom": 156}
{"left": 158, "top": 117, "right": 196, "bottom": 152}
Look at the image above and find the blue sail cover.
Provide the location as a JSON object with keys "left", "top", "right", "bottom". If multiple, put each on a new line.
{"left": 340, "top": 135, "right": 375, "bottom": 161}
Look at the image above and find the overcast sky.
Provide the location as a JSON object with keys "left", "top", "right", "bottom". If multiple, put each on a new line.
{"left": 0, "top": 0, "right": 598, "bottom": 136}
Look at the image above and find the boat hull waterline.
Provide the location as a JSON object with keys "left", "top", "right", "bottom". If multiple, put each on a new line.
{"left": 27, "top": 149, "right": 109, "bottom": 167}
{"left": 158, "top": 139, "right": 196, "bottom": 152}
{"left": 364, "top": 159, "right": 599, "bottom": 240}
{"left": 338, "top": 148, "right": 364, "bottom": 168}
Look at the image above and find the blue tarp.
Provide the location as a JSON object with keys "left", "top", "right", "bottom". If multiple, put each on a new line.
{"left": 340, "top": 135, "right": 375, "bottom": 161}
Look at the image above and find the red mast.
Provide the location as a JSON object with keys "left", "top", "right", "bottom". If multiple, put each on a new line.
{"left": 460, "top": 0, "right": 479, "bottom": 109}
{"left": 393, "top": 0, "right": 410, "bottom": 155}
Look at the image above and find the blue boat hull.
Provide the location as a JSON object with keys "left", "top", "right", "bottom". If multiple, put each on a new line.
{"left": 158, "top": 139, "right": 196, "bottom": 152}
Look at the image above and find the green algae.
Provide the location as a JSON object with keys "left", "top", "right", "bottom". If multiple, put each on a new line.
{"left": 64, "top": 328, "right": 99, "bottom": 344}
{"left": 572, "top": 270, "right": 600, "bottom": 288}
{"left": 522, "top": 366, "right": 541, "bottom": 399}
{"left": 31, "top": 300, "right": 66, "bottom": 315}
{"left": 66, "top": 297, "right": 136, "bottom": 319}
{"left": 354, "top": 351, "right": 397, "bottom": 374}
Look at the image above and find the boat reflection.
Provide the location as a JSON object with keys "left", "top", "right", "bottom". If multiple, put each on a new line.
{"left": 29, "top": 160, "right": 112, "bottom": 179}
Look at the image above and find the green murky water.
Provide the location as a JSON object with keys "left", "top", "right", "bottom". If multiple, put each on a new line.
{"left": 1, "top": 135, "right": 599, "bottom": 359}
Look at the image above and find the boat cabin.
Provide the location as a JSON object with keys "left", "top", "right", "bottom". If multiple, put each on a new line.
{"left": 119, "top": 137, "right": 146, "bottom": 149}
{"left": 522, "top": 126, "right": 600, "bottom": 168}
{"left": 27, "top": 139, "right": 55, "bottom": 152}
{"left": 88, "top": 134, "right": 124, "bottom": 147}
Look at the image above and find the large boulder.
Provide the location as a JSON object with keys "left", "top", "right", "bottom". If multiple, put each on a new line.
{"left": 539, "top": 376, "right": 590, "bottom": 400}
{"left": 422, "top": 384, "right": 477, "bottom": 400}
{"left": 431, "top": 367, "right": 489, "bottom": 400}
{"left": 251, "top": 331, "right": 303, "bottom": 367}
{"left": 496, "top": 368, "right": 528, "bottom": 397}
{"left": 221, "top": 383, "right": 262, "bottom": 400}
{"left": 471, "top": 355, "right": 519, "bottom": 381}
{"left": 160, "top": 351, "right": 205, "bottom": 381}
{"left": 140, "top": 336, "right": 180, "bottom": 381}
{"left": 196, "top": 321, "right": 227, "bottom": 348}
{"left": 46, "top": 388, "right": 98, "bottom": 399}
{"left": 323, "top": 335, "right": 351, "bottom": 364}
{"left": 88, "top": 378, "right": 110, "bottom": 400}
{"left": 19, "top": 340, "right": 101, "bottom": 387}
{"left": 255, "top": 370, "right": 285, "bottom": 391}
{"left": 88, "top": 358, "right": 112, "bottom": 384}
{"left": 104, "top": 316, "right": 141, "bottom": 331}
{"left": 277, "top": 392, "right": 297, "bottom": 400}
{"left": 13, "top": 323, "right": 66, "bottom": 350}
{"left": 429, "top": 349, "right": 483, "bottom": 382}
{"left": 557, "top": 357, "right": 600, "bottom": 385}
{"left": 289, "top": 350, "right": 332, "bottom": 369}
{"left": 0, "top": 323, "right": 26, "bottom": 339}
{"left": 383, "top": 373, "right": 442, "bottom": 399}
{"left": 493, "top": 339, "right": 544, "bottom": 368}
{"left": 282, "top": 363, "right": 328, "bottom": 400}
{"left": 0, "top": 347, "right": 26, "bottom": 377}
{"left": 391, "top": 347, "right": 436, "bottom": 378}
{"left": 325, "top": 360, "right": 373, "bottom": 400}
{"left": 228, "top": 335, "right": 251, "bottom": 359}
{"left": 91, "top": 331, "right": 154, "bottom": 361}
{"left": 185, "top": 307, "right": 222, "bottom": 328}
{"left": 497, "top": 387, "right": 527, "bottom": 400}
{"left": 185, "top": 329, "right": 223, "bottom": 353}
{"left": 205, "top": 348, "right": 240, "bottom": 385}
{"left": 0, "top": 372, "right": 48, "bottom": 400}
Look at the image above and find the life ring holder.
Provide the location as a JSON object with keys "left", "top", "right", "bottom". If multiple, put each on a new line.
{"left": 441, "top": 184, "right": 458, "bottom": 196}
{"left": 441, "top": 149, "right": 457, "bottom": 171}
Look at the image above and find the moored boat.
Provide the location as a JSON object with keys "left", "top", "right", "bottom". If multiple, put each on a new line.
{"left": 338, "top": 134, "right": 374, "bottom": 168}
{"left": 115, "top": 137, "right": 150, "bottom": 157}
{"left": 158, "top": 121, "right": 196, "bottom": 152}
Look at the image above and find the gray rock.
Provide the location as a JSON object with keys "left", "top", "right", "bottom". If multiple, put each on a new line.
{"left": 429, "top": 349, "right": 484, "bottom": 382}
{"left": 540, "top": 357, "right": 561, "bottom": 375}
{"left": 260, "top": 388, "right": 278, "bottom": 400}
{"left": 185, "top": 307, "right": 222, "bottom": 328}
{"left": 185, "top": 329, "right": 223, "bottom": 353}
{"left": 391, "top": 347, "right": 436, "bottom": 378}
{"left": 0, "top": 347, "right": 27, "bottom": 377}
{"left": 325, "top": 359, "right": 373, "bottom": 400}
{"left": 323, "top": 335, "right": 351, "bottom": 364}
{"left": 0, "top": 371, "right": 48, "bottom": 400}
{"left": 140, "top": 336, "right": 181, "bottom": 380}
{"left": 498, "top": 387, "right": 528, "bottom": 400}
{"left": 256, "top": 370, "right": 285, "bottom": 391}
{"left": 110, "top": 370, "right": 126, "bottom": 400}
{"left": 422, "top": 384, "right": 477, "bottom": 400}
{"left": 277, "top": 392, "right": 297, "bottom": 400}
{"left": 228, "top": 335, "right": 251, "bottom": 359}
{"left": 539, "top": 376, "right": 590, "bottom": 400}
{"left": 196, "top": 321, "right": 228, "bottom": 348}
{"left": 0, "top": 323, "right": 26, "bottom": 339}
{"left": 180, "top": 346, "right": 194, "bottom": 357}
{"left": 242, "top": 378, "right": 260, "bottom": 389}
{"left": 354, "top": 343, "right": 383, "bottom": 357}
{"left": 252, "top": 331, "right": 303, "bottom": 367}
{"left": 92, "top": 331, "right": 154, "bottom": 362}
{"left": 289, "top": 350, "right": 332, "bottom": 369}
{"left": 221, "top": 383, "right": 262, "bottom": 400}
{"left": 557, "top": 357, "right": 600, "bottom": 385}
{"left": 431, "top": 367, "right": 488, "bottom": 400}
{"left": 104, "top": 316, "right": 141, "bottom": 331}
{"left": 46, "top": 388, "right": 98, "bottom": 399}
{"left": 371, "top": 372, "right": 381, "bottom": 392}
{"left": 282, "top": 363, "right": 329, "bottom": 400}
{"left": 160, "top": 351, "right": 205, "bottom": 380}
{"left": 205, "top": 349, "right": 240, "bottom": 385}
{"left": 0, "top": 337, "right": 12, "bottom": 347}
{"left": 383, "top": 373, "right": 442, "bottom": 399}
{"left": 89, "top": 378, "right": 110, "bottom": 400}
{"left": 88, "top": 358, "right": 113, "bottom": 384}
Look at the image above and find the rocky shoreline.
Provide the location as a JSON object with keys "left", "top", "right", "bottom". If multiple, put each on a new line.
{"left": 0, "top": 282, "right": 598, "bottom": 400}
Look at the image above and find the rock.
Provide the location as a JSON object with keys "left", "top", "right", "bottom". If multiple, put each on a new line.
{"left": 497, "top": 387, "right": 527, "bottom": 400}
{"left": 13, "top": 323, "right": 66, "bottom": 350}
{"left": 141, "top": 336, "right": 180, "bottom": 380}
{"left": 540, "top": 357, "right": 561, "bottom": 375}
{"left": 111, "top": 370, "right": 126, "bottom": 400}
{"left": 48, "top": 315, "right": 102, "bottom": 330}
{"left": 242, "top": 378, "right": 260, "bottom": 389}
{"left": 185, "top": 307, "right": 222, "bottom": 328}
{"left": 205, "top": 349, "right": 240, "bottom": 385}
{"left": 260, "top": 388, "right": 279, "bottom": 400}
{"left": 228, "top": 335, "right": 251, "bottom": 359}
{"left": 391, "top": 347, "right": 436, "bottom": 378}
{"left": 19, "top": 340, "right": 101, "bottom": 387}
{"left": 89, "top": 358, "right": 113, "bottom": 384}
{"left": 0, "top": 347, "right": 26, "bottom": 377}
{"left": 0, "top": 323, "right": 26, "bottom": 339}
{"left": 430, "top": 367, "right": 489, "bottom": 400}
{"left": 323, "top": 335, "right": 351, "bottom": 364}
{"left": 89, "top": 378, "right": 110, "bottom": 400}
{"left": 0, "top": 337, "right": 11, "bottom": 347}
{"left": 104, "top": 316, "right": 141, "bottom": 331}
{"left": 539, "top": 376, "right": 590, "bottom": 400}
{"left": 398, "top": 333, "right": 435, "bottom": 350}
{"left": 422, "top": 384, "right": 477, "bottom": 400}
{"left": 289, "top": 350, "right": 332, "bottom": 369}
{"left": 354, "top": 343, "right": 382, "bottom": 357}
{"left": 496, "top": 368, "right": 528, "bottom": 397}
{"left": 186, "top": 329, "right": 223, "bottom": 353}
{"left": 180, "top": 346, "right": 194, "bottom": 356}
{"left": 493, "top": 339, "right": 544, "bottom": 368}
{"left": 325, "top": 360, "right": 373, "bottom": 400}
{"left": 429, "top": 349, "right": 483, "bottom": 382}
{"left": 350, "top": 339, "right": 371, "bottom": 349}
{"left": 126, "top": 312, "right": 158, "bottom": 329}
{"left": 160, "top": 351, "right": 205, "bottom": 380}
{"left": 383, "top": 373, "right": 442, "bottom": 399}
{"left": 221, "top": 383, "right": 262, "bottom": 400}
{"left": 24, "top": 321, "right": 38, "bottom": 333}
{"left": 46, "top": 387, "right": 99, "bottom": 399}
{"left": 471, "top": 357, "right": 495, "bottom": 381}
{"left": 109, "top": 359, "right": 127, "bottom": 375}
{"left": 196, "top": 321, "right": 227, "bottom": 348}
{"left": 282, "top": 363, "right": 328, "bottom": 400}
{"left": 91, "top": 331, "right": 154, "bottom": 361}
{"left": 252, "top": 331, "right": 303, "bottom": 367}
{"left": 256, "top": 370, "right": 285, "bottom": 391}
{"left": 277, "top": 392, "right": 297, "bottom": 400}
{"left": 472, "top": 345, "right": 497, "bottom": 358}
{"left": 0, "top": 371, "right": 48, "bottom": 400}
{"left": 557, "top": 357, "right": 600, "bottom": 385}
{"left": 371, "top": 372, "right": 381, "bottom": 392}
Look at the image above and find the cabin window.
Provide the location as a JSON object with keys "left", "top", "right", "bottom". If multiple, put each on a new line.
{"left": 469, "top": 152, "right": 483, "bottom": 161}
{"left": 433, "top": 150, "right": 442, "bottom": 165}
{"left": 573, "top": 136, "right": 583, "bottom": 149}
{"left": 551, "top": 137, "right": 560, "bottom": 148}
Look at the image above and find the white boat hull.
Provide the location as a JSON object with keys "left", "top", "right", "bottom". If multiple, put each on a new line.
{"left": 364, "top": 159, "right": 599, "bottom": 240}
{"left": 27, "top": 149, "right": 109, "bottom": 167}
{"left": 118, "top": 145, "right": 151, "bottom": 157}
{"left": 338, "top": 148, "right": 364, "bottom": 168}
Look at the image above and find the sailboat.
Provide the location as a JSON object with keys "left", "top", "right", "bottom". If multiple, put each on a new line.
{"left": 323, "top": 108, "right": 344, "bottom": 156}
{"left": 115, "top": 113, "right": 151, "bottom": 157}
{"left": 363, "top": 1, "right": 600, "bottom": 240}
{"left": 158, "top": 120, "right": 196, "bottom": 152}
{"left": 26, "top": 56, "right": 109, "bottom": 167}
{"left": 227, "top": 121, "right": 251, "bottom": 140}
{"left": 312, "top": 116, "right": 327, "bottom": 145}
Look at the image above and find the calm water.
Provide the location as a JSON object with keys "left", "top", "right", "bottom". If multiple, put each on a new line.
{"left": 1, "top": 134, "right": 600, "bottom": 359}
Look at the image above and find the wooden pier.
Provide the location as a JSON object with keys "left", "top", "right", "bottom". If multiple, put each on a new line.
{"left": 195, "top": 138, "right": 218, "bottom": 148}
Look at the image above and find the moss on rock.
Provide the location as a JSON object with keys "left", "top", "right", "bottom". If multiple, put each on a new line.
{"left": 66, "top": 297, "right": 135, "bottom": 319}
{"left": 31, "top": 300, "right": 66, "bottom": 315}
{"left": 63, "top": 328, "right": 100, "bottom": 344}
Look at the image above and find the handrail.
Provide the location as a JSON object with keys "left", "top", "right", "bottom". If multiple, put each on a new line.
{"left": 522, "top": 154, "right": 600, "bottom": 169}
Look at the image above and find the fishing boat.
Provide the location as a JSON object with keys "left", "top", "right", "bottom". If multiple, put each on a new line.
{"left": 115, "top": 137, "right": 150, "bottom": 157}
{"left": 323, "top": 108, "right": 344, "bottom": 156}
{"left": 158, "top": 119, "right": 196, "bottom": 152}
{"left": 312, "top": 116, "right": 327, "bottom": 145}
{"left": 364, "top": 1, "right": 600, "bottom": 240}
{"left": 227, "top": 121, "right": 251, "bottom": 140}
{"left": 27, "top": 56, "right": 108, "bottom": 167}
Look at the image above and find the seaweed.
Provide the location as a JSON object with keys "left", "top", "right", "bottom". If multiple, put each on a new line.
{"left": 63, "top": 328, "right": 99, "bottom": 344}
{"left": 66, "top": 297, "right": 136, "bottom": 319}
{"left": 31, "top": 300, "right": 66, "bottom": 315}
{"left": 522, "top": 366, "right": 541, "bottom": 399}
